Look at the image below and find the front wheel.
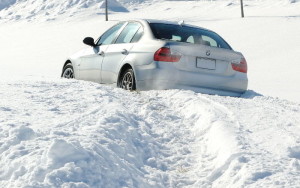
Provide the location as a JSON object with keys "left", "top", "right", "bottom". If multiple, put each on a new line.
{"left": 119, "top": 69, "right": 136, "bottom": 91}
{"left": 62, "top": 63, "right": 74, "bottom": 79}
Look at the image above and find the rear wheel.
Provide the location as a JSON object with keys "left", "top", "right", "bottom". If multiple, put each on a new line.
{"left": 119, "top": 69, "right": 136, "bottom": 91}
{"left": 62, "top": 63, "right": 74, "bottom": 79}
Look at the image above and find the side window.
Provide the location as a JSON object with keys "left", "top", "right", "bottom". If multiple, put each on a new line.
{"left": 115, "top": 23, "right": 141, "bottom": 44}
{"left": 171, "top": 35, "right": 181, "bottom": 42}
{"left": 97, "top": 23, "right": 124, "bottom": 45}
{"left": 131, "top": 27, "right": 143, "bottom": 43}
{"left": 202, "top": 36, "right": 218, "bottom": 47}
{"left": 186, "top": 36, "right": 194, "bottom": 43}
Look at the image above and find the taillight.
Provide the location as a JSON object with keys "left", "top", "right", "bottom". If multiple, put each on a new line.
{"left": 154, "top": 47, "right": 181, "bottom": 62}
{"left": 231, "top": 58, "right": 247, "bottom": 73}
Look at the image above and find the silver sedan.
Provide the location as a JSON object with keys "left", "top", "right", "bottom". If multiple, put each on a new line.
{"left": 61, "top": 19, "right": 248, "bottom": 96}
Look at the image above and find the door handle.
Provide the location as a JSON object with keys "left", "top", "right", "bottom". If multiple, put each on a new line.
{"left": 121, "top": 49, "right": 128, "bottom": 55}
{"left": 99, "top": 51, "right": 105, "bottom": 56}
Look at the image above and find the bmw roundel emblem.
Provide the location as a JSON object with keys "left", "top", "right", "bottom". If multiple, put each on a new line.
{"left": 206, "top": 50, "right": 211, "bottom": 56}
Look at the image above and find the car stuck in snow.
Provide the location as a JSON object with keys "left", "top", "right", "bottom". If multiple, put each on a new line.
{"left": 62, "top": 19, "right": 248, "bottom": 96}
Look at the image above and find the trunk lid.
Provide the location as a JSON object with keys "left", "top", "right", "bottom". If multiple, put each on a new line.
{"left": 168, "top": 42, "right": 243, "bottom": 76}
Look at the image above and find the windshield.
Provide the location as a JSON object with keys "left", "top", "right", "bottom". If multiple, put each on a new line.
{"left": 149, "top": 23, "right": 232, "bottom": 50}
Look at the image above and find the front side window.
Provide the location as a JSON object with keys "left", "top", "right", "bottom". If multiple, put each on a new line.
{"left": 149, "top": 23, "right": 232, "bottom": 50}
{"left": 115, "top": 23, "right": 141, "bottom": 44}
{"left": 97, "top": 22, "right": 124, "bottom": 45}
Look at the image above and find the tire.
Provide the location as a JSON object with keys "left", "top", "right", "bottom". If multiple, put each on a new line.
{"left": 119, "top": 69, "right": 136, "bottom": 91}
{"left": 62, "top": 63, "right": 74, "bottom": 79}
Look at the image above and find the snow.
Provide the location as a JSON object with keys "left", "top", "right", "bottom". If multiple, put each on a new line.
{"left": 0, "top": 0, "right": 300, "bottom": 187}
{"left": 99, "top": 0, "right": 129, "bottom": 12}
{"left": 0, "top": 0, "right": 129, "bottom": 22}
{"left": 0, "top": 79, "right": 299, "bottom": 187}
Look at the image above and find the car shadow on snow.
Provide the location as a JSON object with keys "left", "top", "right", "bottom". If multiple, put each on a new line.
{"left": 240, "top": 90, "right": 263, "bottom": 99}
{"left": 183, "top": 87, "right": 263, "bottom": 99}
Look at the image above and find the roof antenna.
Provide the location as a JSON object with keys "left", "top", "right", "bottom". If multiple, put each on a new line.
{"left": 178, "top": 20, "right": 184, "bottom": 26}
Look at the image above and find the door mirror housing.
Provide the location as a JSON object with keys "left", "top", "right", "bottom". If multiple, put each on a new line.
{"left": 83, "top": 37, "right": 96, "bottom": 47}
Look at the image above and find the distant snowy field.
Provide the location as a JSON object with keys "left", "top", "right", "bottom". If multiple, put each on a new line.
{"left": 0, "top": 0, "right": 300, "bottom": 187}
{"left": 0, "top": 0, "right": 300, "bottom": 102}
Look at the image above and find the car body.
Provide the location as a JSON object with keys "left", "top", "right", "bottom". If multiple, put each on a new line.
{"left": 62, "top": 19, "right": 248, "bottom": 96}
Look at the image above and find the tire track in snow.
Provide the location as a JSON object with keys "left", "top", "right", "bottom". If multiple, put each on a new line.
{"left": 165, "top": 91, "right": 251, "bottom": 187}
{"left": 136, "top": 90, "right": 252, "bottom": 187}
{"left": 192, "top": 95, "right": 252, "bottom": 187}
{"left": 131, "top": 91, "right": 199, "bottom": 187}
{"left": 206, "top": 93, "right": 300, "bottom": 187}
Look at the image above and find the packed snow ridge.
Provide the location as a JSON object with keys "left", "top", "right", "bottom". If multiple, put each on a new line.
{"left": 0, "top": 79, "right": 299, "bottom": 187}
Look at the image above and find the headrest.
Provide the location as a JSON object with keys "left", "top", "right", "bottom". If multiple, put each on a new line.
{"left": 159, "top": 32, "right": 172, "bottom": 40}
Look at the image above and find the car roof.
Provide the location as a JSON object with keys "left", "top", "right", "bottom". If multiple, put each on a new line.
{"left": 127, "top": 19, "right": 213, "bottom": 33}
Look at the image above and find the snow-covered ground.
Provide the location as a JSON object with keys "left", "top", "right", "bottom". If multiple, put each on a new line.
{"left": 1, "top": 78, "right": 299, "bottom": 187}
{"left": 0, "top": 0, "right": 300, "bottom": 187}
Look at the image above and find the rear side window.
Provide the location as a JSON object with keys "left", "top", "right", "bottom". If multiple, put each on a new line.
{"left": 131, "top": 27, "right": 143, "bottom": 43}
{"left": 97, "top": 22, "right": 124, "bottom": 45}
{"left": 115, "top": 23, "right": 141, "bottom": 44}
{"left": 149, "top": 23, "right": 232, "bottom": 50}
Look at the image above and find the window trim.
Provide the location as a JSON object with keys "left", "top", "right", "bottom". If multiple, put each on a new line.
{"left": 114, "top": 22, "right": 142, "bottom": 44}
{"left": 95, "top": 22, "right": 126, "bottom": 46}
{"left": 130, "top": 26, "right": 144, "bottom": 43}
{"left": 95, "top": 21, "right": 144, "bottom": 46}
{"left": 149, "top": 23, "right": 233, "bottom": 50}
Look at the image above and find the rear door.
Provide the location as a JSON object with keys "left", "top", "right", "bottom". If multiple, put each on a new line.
{"left": 101, "top": 22, "right": 142, "bottom": 84}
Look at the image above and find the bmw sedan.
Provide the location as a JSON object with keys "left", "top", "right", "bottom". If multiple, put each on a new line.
{"left": 61, "top": 19, "right": 248, "bottom": 96}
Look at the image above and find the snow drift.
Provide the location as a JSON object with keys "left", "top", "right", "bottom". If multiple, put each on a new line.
{"left": 99, "top": 0, "right": 129, "bottom": 12}
{"left": 0, "top": 0, "right": 129, "bottom": 22}
{"left": 0, "top": 79, "right": 299, "bottom": 187}
{"left": 0, "top": 0, "right": 16, "bottom": 10}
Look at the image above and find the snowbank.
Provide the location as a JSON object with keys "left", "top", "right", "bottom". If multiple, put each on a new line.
{"left": 0, "top": 0, "right": 16, "bottom": 10}
{"left": 0, "top": 0, "right": 129, "bottom": 22}
{"left": 0, "top": 79, "right": 299, "bottom": 187}
{"left": 289, "top": 0, "right": 300, "bottom": 3}
{"left": 99, "top": 0, "right": 129, "bottom": 12}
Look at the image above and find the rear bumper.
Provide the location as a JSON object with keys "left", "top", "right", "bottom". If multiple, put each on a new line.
{"left": 134, "top": 62, "right": 248, "bottom": 96}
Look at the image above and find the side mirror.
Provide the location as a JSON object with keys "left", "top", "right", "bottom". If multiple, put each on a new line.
{"left": 83, "top": 37, "right": 95, "bottom": 47}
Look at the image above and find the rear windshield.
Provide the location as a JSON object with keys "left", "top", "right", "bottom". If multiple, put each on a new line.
{"left": 149, "top": 23, "right": 232, "bottom": 50}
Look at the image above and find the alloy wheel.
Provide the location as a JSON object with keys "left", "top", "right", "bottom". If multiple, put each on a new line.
{"left": 121, "top": 71, "right": 134, "bottom": 90}
{"left": 62, "top": 67, "right": 74, "bottom": 79}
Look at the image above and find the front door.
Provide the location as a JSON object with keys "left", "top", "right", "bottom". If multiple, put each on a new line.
{"left": 78, "top": 22, "right": 125, "bottom": 83}
{"left": 101, "top": 22, "right": 142, "bottom": 84}
{"left": 78, "top": 45, "right": 108, "bottom": 83}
